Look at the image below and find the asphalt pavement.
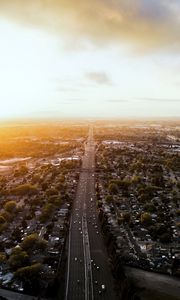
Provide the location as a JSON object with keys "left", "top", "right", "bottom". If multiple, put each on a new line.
{"left": 65, "top": 127, "right": 116, "bottom": 300}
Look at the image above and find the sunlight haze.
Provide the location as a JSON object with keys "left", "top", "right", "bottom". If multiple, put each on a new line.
{"left": 0, "top": 0, "right": 179, "bottom": 119}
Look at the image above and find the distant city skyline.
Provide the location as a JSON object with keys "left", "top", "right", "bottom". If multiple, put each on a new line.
{"left": 0, "top": 1, "right": 180, "bottom": 120}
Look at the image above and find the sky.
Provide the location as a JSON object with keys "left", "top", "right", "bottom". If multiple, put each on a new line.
{"left": 0, "top": 0, "right": 180, "bottom": 120}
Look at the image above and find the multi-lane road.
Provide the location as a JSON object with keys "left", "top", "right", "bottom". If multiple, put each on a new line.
{"left": 65, "top": 127, "right": 116, "bottom": 300}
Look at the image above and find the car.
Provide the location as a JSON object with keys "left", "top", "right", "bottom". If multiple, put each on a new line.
{"left": 101, "top": 284, "right": 106, "bottom": 291}
{"left": 74, "top": 257, "right": 78, "bottom": 261}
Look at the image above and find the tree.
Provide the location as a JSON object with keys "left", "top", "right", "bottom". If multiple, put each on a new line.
{"left": 48, "top": 195, "right": 61, "bottom": 206}
{"left": 105, "top": 195, "right": 114, "bottom": 203}
{"left": 108, "top": 183, "right": 118, "bottom": 194}
{"left": 0, "top": 252, "right": 7, "bottom": 264}
{"left": 18, "top": 165, "right": 28, "bottom": 176}
{"left": 176, "top": 210, "right": 180, "bottom": 217}
{"left": 131, "top": 175, "right": 141, "bottom": 184}
{"left": 46, "top": 188, "right": 59, "bottom": 196}
{"left": 140, "top": 212, "right": 152, "bottom": 226}
{"left": 14, "top": 263, "right": 42, "bottom": 292}
{"left": 0, "top": 215, "right": 6, "bottom": 224}
{"left": 176, "top": 222, "right": 180, "bottom": 229}
{"left": 21, "top": 233, "right": 47, "bottom": 253}
{"left": 143, "top": 203, "right": 156, "bottom": 213}
{"left": 8, "top": 247, "right": 29, "bottom": 270}
{"left": 40, "top": 203, "right": 54, "bottom": 222}
{"left": 11, "top": 184, "right": 38, "bottom": 196}
{"left": 0, "top": 211, "right": 11, "bottom": 221}
{"left": 4, "top": 201, "right": 17, "bottom": 213}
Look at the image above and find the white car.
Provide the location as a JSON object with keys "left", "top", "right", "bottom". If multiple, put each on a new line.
{"left": 101, "top": 284, "right": 106, "bottom": 291}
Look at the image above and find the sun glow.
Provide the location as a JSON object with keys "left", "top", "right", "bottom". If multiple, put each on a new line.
{"left": 0, "top": 19, "right": 62, "bottom": 118}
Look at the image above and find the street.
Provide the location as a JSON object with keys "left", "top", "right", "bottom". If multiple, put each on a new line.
{"left": 65, "top": 127, "right": 116, "bottom": 300}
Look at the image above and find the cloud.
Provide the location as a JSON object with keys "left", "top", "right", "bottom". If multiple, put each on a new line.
{"left": 0, "top": 1, "right": 180, "bottom": 51}
{"left": 86, "top": 72, "right": 111, "bottom": 85}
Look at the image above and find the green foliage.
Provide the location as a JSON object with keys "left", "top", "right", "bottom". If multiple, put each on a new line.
{"left": 8, "top": 247, "right": 29, "bottom": 270}
{"left": 176, "top": 210, "right": 180, "bottom": 217}
{"left": 21, "top": 233, "right": 47, "bottom": 252}
{"left": 0, "top": 222, "right": 8, "bottom": 234}
{"left": 0, "top": 252, "right": 7, "bottom": 263}
{"left": 110, "top": 179, "right": 130, "bottom": 190}
{"left": 108, "top": 183, "right": 118, "bottom": 194}
{"left": 140, "top": 212, "right": 152, "bottom": 226}
{"left": 14, "top": 263, "right": 42, "bottom": 280}
{"left": 40, "top": 203, "right": 55, "bottom": 222}
{"left": 138, "top": 184, "right": 160, "bottom": 202}
{"left": 131, "top": 175, "right": 142, "bottom": 184}
{"left": 130, "top": 160, "right": 143, "bottom": 172}
{"left": 176, "top": 222, "right": 180, "bottom": 229}
{"left": 0, "top": 215, "right": 6, "bottom": 224}
{"left": 11, "top": 184, "right": 38, "bottom": 196}
{"left": 105, "top": 195, "right": 114, "bottom": 202}
{"left": 4, "top": 200, "right": 17, "bottom": 213}
{"left": 165, "top": 156, "right": 180, "bottom": 171}
{"left": 48, "top": 195, "right": 62, "bottom": 206}
{"left": 46, "top": 188, "right": 59, "bottom": 196}
{"left": 0, "top": 210, "right": 11, "bottom": 221}
{"left": 0, "top": 124, "right": 85, "bottom": 159}
{"left": 143, "top": 203, "right": 156, "bottom": 213}
{"left": 19, "top": 165, "right": 28, "bottom": 174}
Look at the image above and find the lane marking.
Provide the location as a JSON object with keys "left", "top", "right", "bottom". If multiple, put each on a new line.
{"left": 82, "top": 214, "right": 94, "bottom": 300}
{"left": 65, "top": 216, "right": 72, "bottom": 300}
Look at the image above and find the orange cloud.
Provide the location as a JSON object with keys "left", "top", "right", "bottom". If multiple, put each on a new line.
{"left": 0, "top": 0, "right": 180, "bottom": 51}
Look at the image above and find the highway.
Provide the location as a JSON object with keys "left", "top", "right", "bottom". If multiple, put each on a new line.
{"left": 65, "top": 127, "right": 116, "bottom": 300}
